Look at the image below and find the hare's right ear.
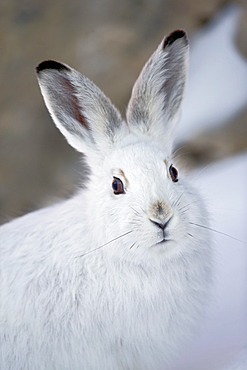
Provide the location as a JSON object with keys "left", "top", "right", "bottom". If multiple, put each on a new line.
{"left": 126, "top": 30, "right": 189, "bottom": 153}
{"left": 36, "top": 61, "right": 127, "bottom": 155}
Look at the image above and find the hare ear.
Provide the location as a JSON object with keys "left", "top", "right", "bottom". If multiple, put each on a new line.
{"left": 126, "top": 30, "right": 189, "bottom": 152}
{"left": 36, "top": 61, "right": 126, "bottom": 155}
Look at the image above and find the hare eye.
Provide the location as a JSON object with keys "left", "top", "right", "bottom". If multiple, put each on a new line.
{"left": 112, "top": 177, "right": 125, "bottom": 195}
{"left": 169, "top": 165, "right": 179, "bottom": 182}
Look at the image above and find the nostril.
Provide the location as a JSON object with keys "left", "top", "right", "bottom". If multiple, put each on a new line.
{"left": 158, "top": 222, "right": 166, "bottom": 230}
{"left": 150, "top": 217, "right": 172, "bottom": 230}
{"left": 150, "top": 220, "right": 166, "bottom": 230}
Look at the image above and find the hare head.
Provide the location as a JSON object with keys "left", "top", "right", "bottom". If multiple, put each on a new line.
{"left": 36, "top": 30, "right": 209, "bottom": 266}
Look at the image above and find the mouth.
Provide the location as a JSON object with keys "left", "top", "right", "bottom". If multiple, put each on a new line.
{"left": 155, "top": 237, "right": 173, "bottom": 245}
{"left": 149, "top": 239, "right": 174, "bottom": 252}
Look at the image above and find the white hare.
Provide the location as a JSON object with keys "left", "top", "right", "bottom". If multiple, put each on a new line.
{"left": 0, "top": 30, "right": 212, "bottom": 370}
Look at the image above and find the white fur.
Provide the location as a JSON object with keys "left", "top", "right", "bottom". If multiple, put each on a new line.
{"left": 0, "top": 31, "right": 212, "bottom": 370}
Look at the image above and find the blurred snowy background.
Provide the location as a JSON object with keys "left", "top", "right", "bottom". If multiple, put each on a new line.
{"left": 0, "top": 0, "right": 246, "bottom": 369}
{"left": 0, "top": 0, "right": 246, "bottom": 221}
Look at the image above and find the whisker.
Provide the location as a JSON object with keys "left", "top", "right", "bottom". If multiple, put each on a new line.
{"left": 129, "top": 221, "right": 141, "bottom": 228}
{"left": 129, "top": 242, "right": 136, "bottom": 250}
{"left": 130, "top": 205, "right": 146, "bottom": 217}
{"left": 189, "top": 222, "right": 246, "bottom": 244}
{"left": 173, "top": 191, "right": 185, "bottom": 208}
{"left": 129, "top": 221, "right": 139, "bottom": 226}
{"left": 190, "top": 161, "right": 215, "bottom": 181}
{"left": 129, "top": 206, "right": 141, "bottom": 217}
{"left": 173, "top": 151, "right": 195, "bottom": 163}
{"left": 78, "top": 230, "right": 133, "bottom": 258}
{"left": 180, "top": 208, "right": 189, "bottom": 214}
{"left": 172, "top": 145, "right": 190, "bottom": 159}
{"left": 129, "top": 214, "right": 142, "bottom": 224}
{"left": 178, "top": 200, "right": 198, "bottom": 212}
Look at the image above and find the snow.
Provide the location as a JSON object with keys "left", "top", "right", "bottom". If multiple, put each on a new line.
{"left": 172, "top": 153, "right": 247, "bottom": 370}
{"left": 177, "top": 3, "right": 247, "bottom": 142}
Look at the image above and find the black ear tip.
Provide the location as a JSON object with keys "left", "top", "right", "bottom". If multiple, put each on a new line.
{"left": 163, "top": 30, "right": 188, "bottom": 48}
{"left": 36, "top": 60, "right": 70, "bottom": 74}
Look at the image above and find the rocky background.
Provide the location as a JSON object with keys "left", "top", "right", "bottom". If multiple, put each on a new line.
{"left": 0, "top": 0, "right": 247, "bottom": 223}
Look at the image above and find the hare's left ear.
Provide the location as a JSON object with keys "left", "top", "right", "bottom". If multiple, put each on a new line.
{"left": 36, "top": 61, "right": 127, "bottom": 156}
{"left": 126, "top": 30, "right": 189, "bottom": 152}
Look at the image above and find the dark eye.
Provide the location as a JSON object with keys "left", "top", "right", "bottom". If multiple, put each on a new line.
{"left": 112, "top": 177, "right": 125, "bottom": 195}
{"left": 169, "top": 164, "right": 179, "bottom": 182}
